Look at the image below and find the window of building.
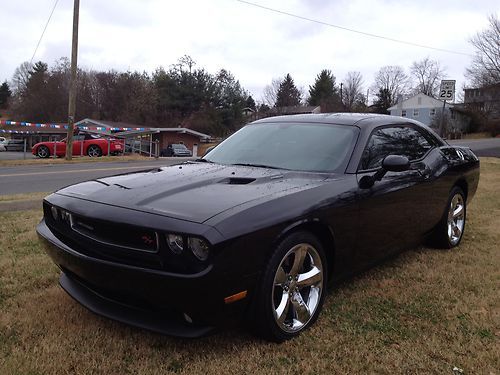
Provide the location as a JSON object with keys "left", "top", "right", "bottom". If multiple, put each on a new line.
{"left": 401, "top": 110, "right": 407, "bottom": 117}
{"left": 430, "top": 108, "right": 436, "bottom": 116}
{"left": 413, "top": 109, "right": 419, "bottom": 116}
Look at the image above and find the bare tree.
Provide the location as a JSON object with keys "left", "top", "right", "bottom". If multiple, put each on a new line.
{"left": 262, "top": 77, "right": 282, "bottom": 107}
{"left": 466, "top": 14, "right": 500, "bottom": 86}
{"left": 372, "top": 65, "right": 410, "bottom": 106}
{"left": 342, "top": 71, "right": 364, "bottom": 111}
{"left": 11, "top": 61, "right": 33, "bottom": 94}
{"left": 410, "top": 57, "right": 446, "bottom": 97}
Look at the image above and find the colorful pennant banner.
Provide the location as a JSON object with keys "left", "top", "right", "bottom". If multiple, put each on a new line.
{"left": 0, "top": 120, "right": 147, "bottom": 132}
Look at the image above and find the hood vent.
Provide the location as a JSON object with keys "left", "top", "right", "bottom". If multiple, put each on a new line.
{"left": 220, "top": 177, "right": 256, "bottom": 185}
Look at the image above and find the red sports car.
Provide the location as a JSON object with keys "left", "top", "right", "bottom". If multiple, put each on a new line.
{"left": 32, "top": 134, "right": 124, "bottom": 158}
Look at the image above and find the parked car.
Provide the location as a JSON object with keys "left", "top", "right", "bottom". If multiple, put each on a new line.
{"left": 37, "top": 113, "right": 479, "bottom": 342}
{"left": 32, "top": 133, "right": 123, "bottom": 158}
{"left": 4, "top": 139, "right": 25, "bottom": 151}
{"left": 160, "top": 143, "right": 192, "bottom": 157}
{"left": 0, "top": 137, "right": 7, "bottom": 151}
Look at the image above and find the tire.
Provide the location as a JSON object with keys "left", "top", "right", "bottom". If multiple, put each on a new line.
{"left": 430, "top": 186, "right": 466, "bottom": 249}
{"left": 252, "top": 231, "right": 327, "bottom": 342}
{"left": 87, "top": 145, "right": 102, "bottom": 157}
{"left": 37, "top": 145, "right": 50, "bottom": 158}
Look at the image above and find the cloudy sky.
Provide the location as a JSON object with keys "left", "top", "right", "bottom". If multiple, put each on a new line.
{"left": 1, "top": 0, "right": 498, "bottom": 103}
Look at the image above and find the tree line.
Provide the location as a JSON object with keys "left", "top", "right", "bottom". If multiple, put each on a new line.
{"left": 6, "top": 56, "right": 252, "bottom": 136}
{"left": 1, "top": 14, "right": 498, "bottom": 135}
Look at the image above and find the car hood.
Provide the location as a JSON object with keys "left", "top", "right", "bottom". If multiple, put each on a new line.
{"left": 55, "top": 162, "right": 331, "bottom": 223}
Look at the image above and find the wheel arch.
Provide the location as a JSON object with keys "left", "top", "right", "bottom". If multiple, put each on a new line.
{"left": 454, "top": 178, "right": 468, "bottom": 201}
{"left": 274, "top": 219, "right": 336, "bottom": 281}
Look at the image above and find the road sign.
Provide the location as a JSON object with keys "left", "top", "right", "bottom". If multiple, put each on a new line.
{"left": 439, "top": 80, "right": 456, "bottom": 102}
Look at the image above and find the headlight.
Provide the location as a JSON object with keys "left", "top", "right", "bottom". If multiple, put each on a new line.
{"left": 50, "top": 206, "right": 59, "bottom": 221}
{"left": 166, "top": 234, "right": 184, "bottom": 254}
{"left": 188, "top": 237, "right": 210, "bottom": 261}
{"left": 166, "top": 233, "right": 211, "bottom": 261}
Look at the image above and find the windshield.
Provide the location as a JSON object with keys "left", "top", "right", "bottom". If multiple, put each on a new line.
{"left": 172, "top": 144, "right": 187, "bottom": 149}
{"left": 204, "top": 122, "right": 358, "bottom": 172}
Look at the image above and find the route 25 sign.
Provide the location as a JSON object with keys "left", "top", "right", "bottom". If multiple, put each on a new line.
{"left": 439, "top": 80, "right": 456, "bottom": 102}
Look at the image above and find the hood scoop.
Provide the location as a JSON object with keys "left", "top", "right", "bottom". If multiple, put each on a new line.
{"left": 220, "top": 177, "right": 256, "bottom": 185}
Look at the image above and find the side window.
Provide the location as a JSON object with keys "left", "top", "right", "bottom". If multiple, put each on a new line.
{"left": 360, "top": 126, "right": 433, "bottom": 170}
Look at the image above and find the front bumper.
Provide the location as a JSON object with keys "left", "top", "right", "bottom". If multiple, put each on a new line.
{"left": 37, "top": 219, "right": 254, "bottom": 337}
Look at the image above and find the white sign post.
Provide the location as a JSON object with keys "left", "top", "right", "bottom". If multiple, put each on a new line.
{"left": 438, "top": 80, "right": 456, "bottom": 102}
{"left": 438, "top": 80, "right": 456, "bottom": 137}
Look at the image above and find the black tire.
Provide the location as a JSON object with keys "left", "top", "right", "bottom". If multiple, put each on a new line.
{"left": 87, "top": 145, "right": 102, "bottom": 157}
{"left": 430, "top": 186, "right": 466, "bottom": 249}
{"left": 252, "top": 231, "right": 327, "bottom": 342}
{"left": 37, "top": 145, "right": 50, "bottom": 158}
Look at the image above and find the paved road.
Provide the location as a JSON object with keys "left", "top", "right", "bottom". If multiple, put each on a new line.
{"left": 0, "top": 138, "right": 498, "bottom": 196}
{"left": 448, "top": 138, "right": 500, "bottom": 158}
{"left": 0, "top": 158, "right": 191, "bottom": 195}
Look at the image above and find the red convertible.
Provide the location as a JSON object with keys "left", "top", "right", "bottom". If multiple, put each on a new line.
{"left": 32, "top": 134, "right": 123, "bottom": 158}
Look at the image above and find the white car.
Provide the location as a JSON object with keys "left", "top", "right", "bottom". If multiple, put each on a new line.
{"left": 0, "top": 137, "right": 7, "bottom": 152}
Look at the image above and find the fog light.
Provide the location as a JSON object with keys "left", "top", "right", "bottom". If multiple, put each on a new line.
{"left": 188, "top": 237, "right": 210, "bottom": 261}
{"left": 167, "top": 234, "right": 184, "bottom": 254}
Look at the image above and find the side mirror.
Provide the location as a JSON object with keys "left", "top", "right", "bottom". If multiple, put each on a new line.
{"left": 382, "top": 155, "right": 410, "bottom": 172}
{"left": 359, "top": 154, "right": 410, "bottom": 189}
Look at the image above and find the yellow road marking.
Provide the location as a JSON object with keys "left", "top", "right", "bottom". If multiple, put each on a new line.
{"left": 0, "top": 165, "right": 162, "bottom": 178}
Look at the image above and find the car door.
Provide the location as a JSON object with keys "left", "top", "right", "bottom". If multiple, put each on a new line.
{"left": 71, "top": 134, "right": 86, "bottom": 156}
{"left": 355, "top": 125, "right": 438, "bottom": 266}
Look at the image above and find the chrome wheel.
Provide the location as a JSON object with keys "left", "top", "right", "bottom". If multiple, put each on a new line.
{"left": 37, "top": 146, "right": 49, "bottom": 158}
{"left": 447, "top": 193, "right": 465, "bottom": 246}
{"left": 87, "top": 145, "right": 102, "bottom": 157}
{"left": 272, "top": 243, "right": 324, "bottom": 333}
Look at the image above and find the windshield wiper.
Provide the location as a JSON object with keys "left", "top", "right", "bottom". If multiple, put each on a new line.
{"left": 231, "top": 163, "right": 285, "bottom": 170}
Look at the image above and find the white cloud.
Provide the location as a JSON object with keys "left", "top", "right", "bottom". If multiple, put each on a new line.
{"left": 1, "top": 0, "right": 498, "bottom": 103}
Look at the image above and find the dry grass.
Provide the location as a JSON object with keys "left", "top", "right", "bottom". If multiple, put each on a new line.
{"left": 0, "top": 159, "right": 499, "bottom": 374}
{"left": 462, "top": 132, "right": 493, "bottom": 140}
{"left": 0, "top": 154, "right": 154, "bottom": 167}
{"left": 0, "top": 192, "right": 48, "bottom": 203}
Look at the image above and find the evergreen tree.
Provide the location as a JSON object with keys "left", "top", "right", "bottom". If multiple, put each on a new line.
{"left": 245, "top": 95, "right": 256, "bottom": 110}
{"left": 275, "top": 74, "right": 301, "bottom": 108}
{"left": 372, "top": 88, "right": 392, "bottom": 114}
{"left": 0, "top": 81, "right": 12, "bottom": 108}
{"left": 308, "top": 69, "right": 341, "bottom": 111}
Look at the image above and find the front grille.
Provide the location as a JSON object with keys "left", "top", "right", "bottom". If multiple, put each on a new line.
{"left": 44, "top": 202, "right": 164, "bottom": 270}
{"left": 43, "top": 202, "right": 209, "bottom": 274}
{"left": 70, "top": 214, "right": 159, "bottom": 253}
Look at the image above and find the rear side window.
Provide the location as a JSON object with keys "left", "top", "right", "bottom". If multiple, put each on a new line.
{"left": 360, "top": 126, "right": 433, "bottom": 170}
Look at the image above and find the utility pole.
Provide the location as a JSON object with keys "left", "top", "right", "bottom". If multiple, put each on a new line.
{"left": 65, "top": 0, "right": 80, "bottom": 160}
{"left": 340, "top": 82, "right": 343, "bottom": 111}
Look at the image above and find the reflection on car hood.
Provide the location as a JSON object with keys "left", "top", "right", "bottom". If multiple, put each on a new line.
{"left": 55, "top": 162, "right": 331, "bottom": 223}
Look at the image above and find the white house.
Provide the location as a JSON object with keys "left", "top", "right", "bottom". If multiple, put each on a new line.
{"left": 388, "top": 93, "right": 452, "bottom": 126}
{"left": 388, "top": 93, "right": 470, "bottom": 133}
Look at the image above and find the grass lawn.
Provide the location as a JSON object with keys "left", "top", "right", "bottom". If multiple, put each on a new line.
{"left": 0, "top": 159, "right": 498, "bottom": 374}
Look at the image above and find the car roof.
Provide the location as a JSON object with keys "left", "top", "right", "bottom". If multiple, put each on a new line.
{"left": 251, "top": 112, "right": 425, "bottom": 130}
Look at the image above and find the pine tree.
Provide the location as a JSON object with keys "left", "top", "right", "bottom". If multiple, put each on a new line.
{"left": 275, "top": 74, "right": 301, "bottom": 108}
{"left": 307, "top": 69, "right": 341, "bottom": 111}
{"left": 245, "top": 95, "right": 256, "bottom": 110}
{"left": 372, "top": 88, "right": 392, "bottom": 114}
{"left": 0, "top": 81, "right": 11, "bottom": 108}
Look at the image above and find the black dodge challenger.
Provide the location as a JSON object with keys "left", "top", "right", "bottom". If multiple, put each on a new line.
{"left": 37, "top": 113, "right": 480, "bottom": 342}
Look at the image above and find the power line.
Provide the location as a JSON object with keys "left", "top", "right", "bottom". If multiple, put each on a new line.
{"left": 234, "top": 0, "right": 473, "bottom": 57}
{"left": 30, "top": 0, "right": 60, "bottom": 64}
